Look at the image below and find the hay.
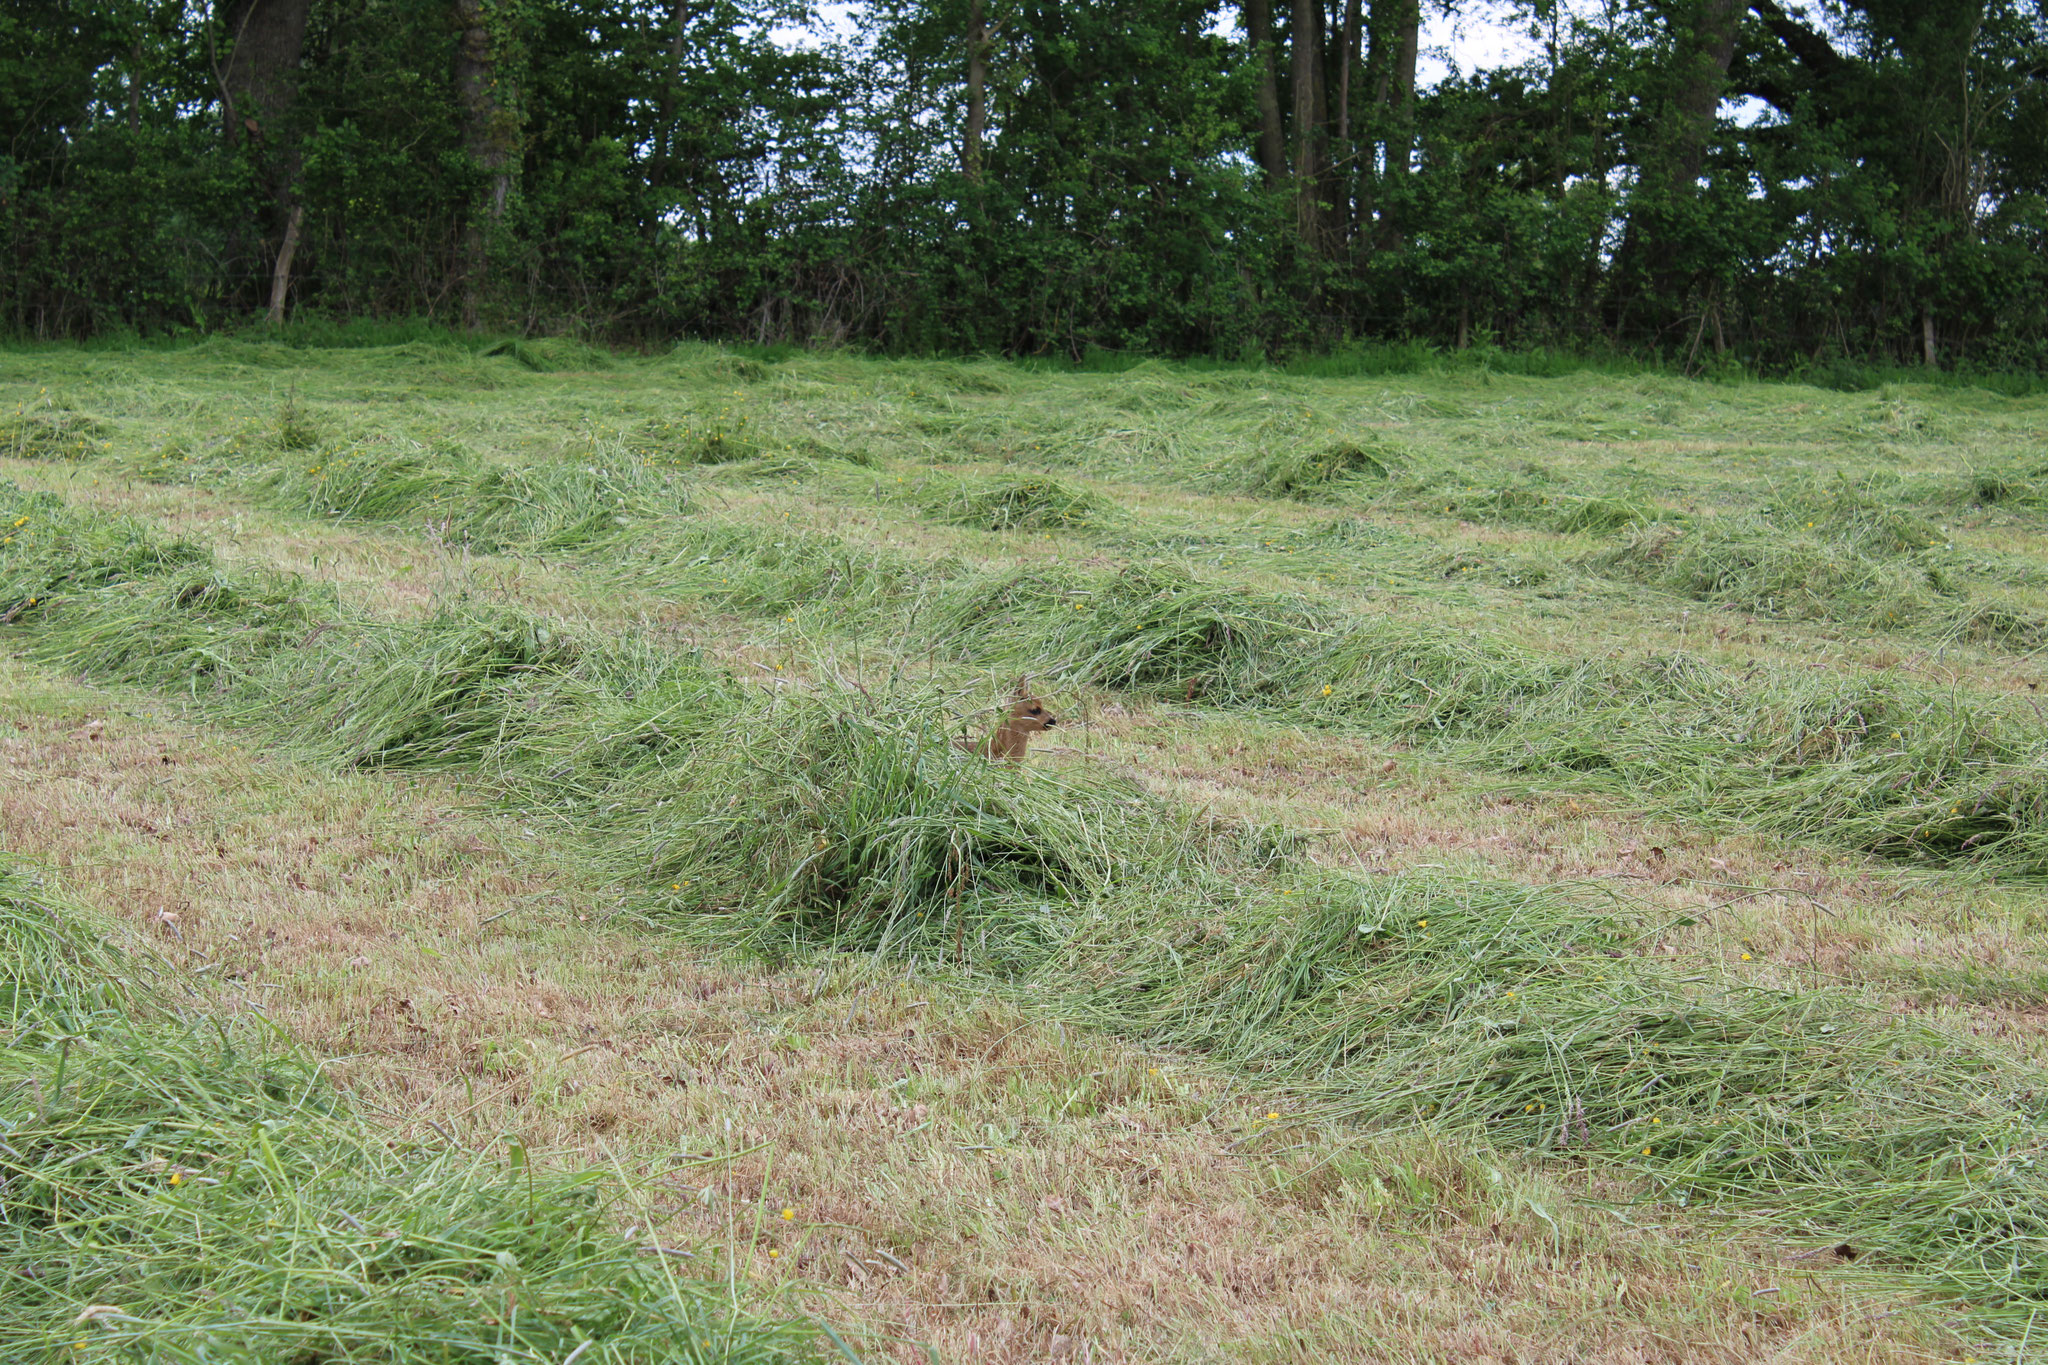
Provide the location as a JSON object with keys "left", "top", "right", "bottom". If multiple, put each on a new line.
{"left": 925, "top": 475, "right": 1110, "bottom": 531}
{"left": 0, "top": 860, "right": 825, "bottom": 1363}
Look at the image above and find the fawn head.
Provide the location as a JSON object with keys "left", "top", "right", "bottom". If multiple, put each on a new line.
{"left": 980, "top": 678, "right": 1058, "bottom": 760}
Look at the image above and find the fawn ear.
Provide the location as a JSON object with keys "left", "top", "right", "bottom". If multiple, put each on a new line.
{"left": 1011, "top": 675, "right": 1032, "bottom": 698}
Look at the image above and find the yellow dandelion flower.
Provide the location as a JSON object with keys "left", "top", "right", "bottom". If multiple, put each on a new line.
{"left": 1266, "top": 1111, "right": 1279, "bottom": 1120}
{"left": 169, "top": 1171, "right": 183, "bottom": 1186}
{"left": 780, "top": 1207, "right": 795, "bottom": 1220}
{"left": 768, "top": 1249, "right": 780, "bottom": 1259}
{"left": 1417, "top": 918, "right": 1428, "bottom": 928}
{"left": 1321, "top": 684, "right": 1333, "bottom": 696}
{"left": 1740, "top": 952, "right": 1752, "bottom": 961}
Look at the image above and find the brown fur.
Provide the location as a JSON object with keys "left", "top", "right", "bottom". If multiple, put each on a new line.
{"left": 958, "top": 680, "right": 1058, "bottom": 761}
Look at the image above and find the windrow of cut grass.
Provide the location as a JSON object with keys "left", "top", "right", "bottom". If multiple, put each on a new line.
{"left": 935, "top": 563, "right": 2048, "bottom": 874}
{"left": 1585, "top": 476, "right": 2047, "bottom": 645}
{"left": 921, "top": 473, "right": 1111, "bottom": 531}
{"left": 0, "top": 858, "right": 833, "bottom": 1364}
{"left": 126, "top": 436, "right": 693, "bottom": 557}
{"left": 4, "top": 483, "right": 2047, "bottom": 1348}
{"left": 64, "top": 367, "right": 2047, "bottom": 660}
{"left": 10, "top": 471, "right": 2046, "bottom": 877}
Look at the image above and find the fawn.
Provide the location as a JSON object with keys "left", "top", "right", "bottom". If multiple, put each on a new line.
{"left": 960, "top": 680, "right": 1058, "bottom": 760}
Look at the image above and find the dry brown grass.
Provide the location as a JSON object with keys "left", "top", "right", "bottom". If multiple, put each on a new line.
{"left": 0, "top": 655, "right": 1961, "bottom": 1363}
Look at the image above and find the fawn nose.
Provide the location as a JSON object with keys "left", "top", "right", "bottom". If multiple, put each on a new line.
{"left": 1044, "top": 716, "right": 1058, "bottom": 726}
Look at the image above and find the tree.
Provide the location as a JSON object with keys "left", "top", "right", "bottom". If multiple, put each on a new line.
{"left": 216, "top": 0, "right": 312, "bottom": 321}
{"left": 452, "top": 0, "right": 525, "bottom": 328}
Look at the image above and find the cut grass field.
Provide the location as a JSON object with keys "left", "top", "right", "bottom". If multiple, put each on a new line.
{"left": 3, "top": 336, "right": 2045, "bottom": 1362}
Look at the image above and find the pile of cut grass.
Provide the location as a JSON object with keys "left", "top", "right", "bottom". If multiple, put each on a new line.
{"left": 1593, "top": 518, "right": 1949, "bottom": 631}
{"left": 477, "top": 335, "right": 616, "bottom": 372}
{"left": 1768, "top": 478, "right": 1947, "bottom": 554}
{"left": 0, "top": 859, "right": 831, "bottom": 1363}
{"left": 1582, "top": 473, "right": 2048, "bottom": 645}
{"left": 1242, "top": 438, "right": 1397, "bottom": 500}
{"left": 1, "top": 408, "right": 111, "bottom": 462}
{"left": 5, "top": 489, "right": 2048, "bottom": 1345}
{"left": 118, "top": 434, "right": 693, "bottom": 556}
{"left": 1055, "top": 873, "right": 2048, "bottom": 1326}
{"left": 1948, "top": 463, "right": 2048, "bottom": 511}
{"left": 924, "top": 474, "right": 1110, "bottom": 531}
{"left": 931, "top": 562, "right": 1332, "bottom": 702}
{"left": 251, "top": 442, "right": 692, "bottom": 555}
{"left": 928, "top": 557, "right": 2048, "bottom": 873}
{"left": 1400, "top": 472, "right": 1662, "bottom": 533}
{"left": 606, "top": 517, "right": 925, "bottom": 616}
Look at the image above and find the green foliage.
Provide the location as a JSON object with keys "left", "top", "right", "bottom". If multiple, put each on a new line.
{"left": 4, "top": 0, "right": 2047, "bottom": 368}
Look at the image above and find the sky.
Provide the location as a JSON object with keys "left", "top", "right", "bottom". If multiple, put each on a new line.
{"left": 776, "top": 0, "right": 1782, "bottom": 124}
{"left": 783, "top": 0, "right": 1561, "bottom": 75}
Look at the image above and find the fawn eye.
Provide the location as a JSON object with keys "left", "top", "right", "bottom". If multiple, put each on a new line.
{"left": 1028, "top": 707, "right": 1042, "bottom": 715}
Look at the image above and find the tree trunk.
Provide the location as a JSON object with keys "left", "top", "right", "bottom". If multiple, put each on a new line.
{"left": 965, "top": 0, "right": 988, "bottom": 180}
{"left": 1921, "top": 306, "right": 1937, "bottom": 367}
{"left": 1336, "top": 0, "right": 1356, "bottom": 143}
{"left": 220, "top": 0, "right": 311, "bottom": 314}
{"left": 1389, "top": 0, "right": 1417, "bottom": 155}
{"left": 1370, "top": 0, "right": 1420, "bottom": 250}
{"left": 1670, "top": 0, "right": 1742, "bottom": 190}
{"left": 267, "top": 202, "right": 304, "bottom": 325}
{"left": 220, "top": 0, "right": 311, "bottom": 145}
{"left": 129, "top": 42, "right": 143, "bottom": 132}
{"left": 1335, "top": 0, "right": 1360, "bottom": 247}
{"left": 1290, "top": 0, "right": 1326, "bottom": 246}
{"left": 650, "top": 0, "right": 689, "bottom": 201}
{"left": 454, "top": 0, "right": 521, "bottom": 328}
{"left": 1245, "top": 0, "right": 1286, "bottom": 188}
{"left": 1613, "top": 0, "right": 1742, "bottom": 331}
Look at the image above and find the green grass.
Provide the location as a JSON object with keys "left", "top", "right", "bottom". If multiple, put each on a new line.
{"left": 49, "top": 422, "right": 2048, "bottom": 874}
{"left": 0, "top": 859, "right": 834, "bottom": 1364}
{"left": 5, "top": 482, "right": 2047, "bottom": 1348}
{"left": 6, "top": 340, "right": 2048, "bottom": 1358}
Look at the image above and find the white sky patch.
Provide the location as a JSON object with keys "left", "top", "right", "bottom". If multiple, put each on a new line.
{"left": 1418, "top": 0, "right": 1552, "bottom": 84}
{"left": 776, "top": 1, "right": 1768, "bottom": 124}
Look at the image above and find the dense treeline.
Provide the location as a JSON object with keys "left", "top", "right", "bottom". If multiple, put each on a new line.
{"left": 2, "top": 1, "right": 2044, "bottom": 367}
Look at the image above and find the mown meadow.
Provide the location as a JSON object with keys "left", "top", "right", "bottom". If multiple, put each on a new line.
{"left": 3, "top": 335, "right": 2045, "bottom": 1363}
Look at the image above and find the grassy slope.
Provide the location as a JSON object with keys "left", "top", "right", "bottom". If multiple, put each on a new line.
{"left": 5, "top": 339, "right": 2046, "bottom": 1361}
